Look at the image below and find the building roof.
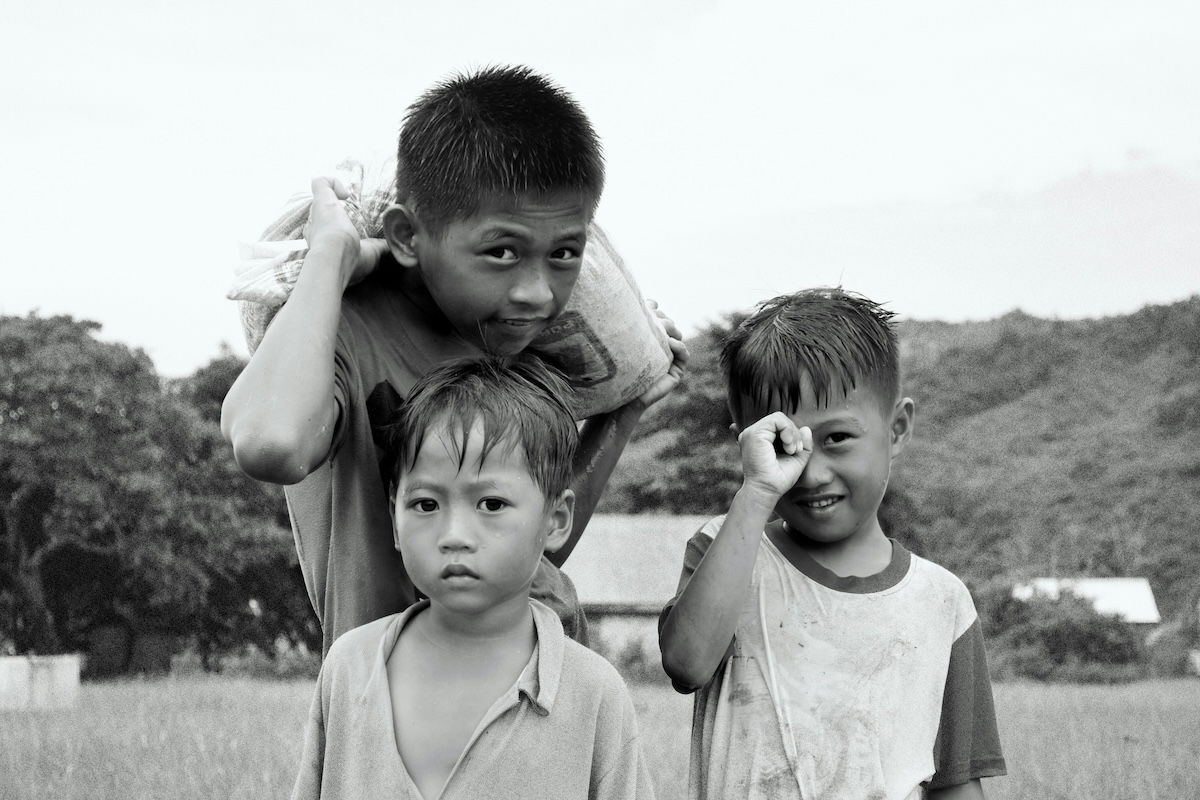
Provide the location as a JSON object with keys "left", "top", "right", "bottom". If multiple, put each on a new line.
{"left": 1011, "top": 577, "right": 1161, "bottom": 624}
{"left": 565, "top": 514, "right": 711, "bottom": 611}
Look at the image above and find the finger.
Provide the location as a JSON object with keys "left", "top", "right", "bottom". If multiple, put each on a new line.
{"left": 670, "top": 339, "right": 691, "bottom": 366}
{"left": 311, "top": 176, "right": 350, "bottom": 202}
{"left": 311, "top": 176, "right": 335, "bottom": 201}
{"left": 798, "top": 426, "right": 813, "bottom": 452}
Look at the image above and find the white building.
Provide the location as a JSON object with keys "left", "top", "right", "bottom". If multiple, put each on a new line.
{"left": 1011, "top": 577, "right": 1161, "bottom": 624}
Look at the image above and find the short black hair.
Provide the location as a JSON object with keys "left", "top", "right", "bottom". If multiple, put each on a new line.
{"left": 384, "top": 354, "right": 578, "bottom": 501}
{"left": 721, "top": 288, "right": 900, "bottom": 422}
{"left": 396, "top": 65, "right": 605, "bottom": 234}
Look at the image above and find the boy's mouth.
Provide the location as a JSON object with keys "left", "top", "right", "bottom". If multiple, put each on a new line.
{"left": 497, "top": 317, "right": 545, "bottom": 329}
{"left": 441, "top": 564, "right": 480, "bottom": 580}
{"left": 793, "top": 494, "right": 843, "bottom": 510}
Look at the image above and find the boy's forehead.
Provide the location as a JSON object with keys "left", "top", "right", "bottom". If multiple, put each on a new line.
{"left": 403, "top": 418, "right": 527, "bottom": 474}
{"left": 453, "top": 189, "right": 593, "bottom": 228}
{"left": 733, "top": 371, "right": 890, "bottom": 422}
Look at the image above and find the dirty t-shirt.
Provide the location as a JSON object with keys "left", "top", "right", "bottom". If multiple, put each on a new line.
{"left": 284, "top": 278, "right": 588, "bottom": 654}
{"left": 661, "top": 516, "right": 1006, "bottom": 800}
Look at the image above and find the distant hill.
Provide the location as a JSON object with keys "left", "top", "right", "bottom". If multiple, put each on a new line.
{"left": 897, "top": 297, "right": 1200, "bottom": 617}
{"left": 601, "top": 297, "right": 1200, "bottom": 618}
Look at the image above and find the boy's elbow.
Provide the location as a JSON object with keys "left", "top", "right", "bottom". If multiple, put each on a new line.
{"left": 227, "top": 425, "right": 322, "bottom": 485}
{"left": 659, "top": 638, "right": 713, "bottom": 692}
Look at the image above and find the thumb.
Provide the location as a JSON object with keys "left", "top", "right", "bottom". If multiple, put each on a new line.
{"left": 311, "top": 176, "right": 350, "bottom": 201}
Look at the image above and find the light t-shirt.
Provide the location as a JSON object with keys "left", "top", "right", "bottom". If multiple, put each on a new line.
{"left": 291, "top": 599, "right": 654, "bottom": 800}
{"left": 661, "top": 516, "right": 1006, "bottom": 800}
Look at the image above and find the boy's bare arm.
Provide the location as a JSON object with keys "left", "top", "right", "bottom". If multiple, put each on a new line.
{"left": 222, "top": 178, "right": 386, "bottom": 485}
{"left": 659, "top": 414, "right": 812, "bottom": 690}
{"left": 547, "top": 309, "right": 689, "bottom": 567}
{"left": 928, "top": 779, "right": 985, "bottom": 800}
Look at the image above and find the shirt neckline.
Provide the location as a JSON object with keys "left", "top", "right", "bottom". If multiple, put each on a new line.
{"left": 762, "top": 532, "right": 912, "bottom": 594}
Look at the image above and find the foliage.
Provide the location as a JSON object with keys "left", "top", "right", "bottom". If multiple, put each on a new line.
{"left": 0, "top": 314, "right": 316, "bottom": 665}
{"left": 616, "top": 314, "right": 746, "bottom": 513}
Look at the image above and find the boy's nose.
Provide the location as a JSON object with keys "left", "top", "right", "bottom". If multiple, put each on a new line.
{"left": 436, "top": 519, "right": 477, "bottom": 552}
{"left": 508, "top": 263, "right": 555, "bottom": 308}
{"left": 796, "top": 450, "right": 834, "bottom": 489}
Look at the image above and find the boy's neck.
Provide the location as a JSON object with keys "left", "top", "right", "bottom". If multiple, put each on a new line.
{"left": 419, "top": 595, "right": 536, "bottom": 652}
{"left": 774, "top": 517, "right": 893, "bottom": 578}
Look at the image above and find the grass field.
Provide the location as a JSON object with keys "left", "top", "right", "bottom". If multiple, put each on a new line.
{"left": 3, "top": 676, "right": 1199, "bottom": 799}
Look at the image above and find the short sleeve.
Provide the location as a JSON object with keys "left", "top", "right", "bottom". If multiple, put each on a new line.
{"left": 927, "top": 617, "right": 1008, "bottom": 788}
{"left": 590, "top": 679, "right": 657, "bottom": 800}
{"left": 656, "top": 528, "right": 716, "bottom": 635}
{"left": 327, "top": 322, "right": 358, "bottom": 461}
{"left": 289, "top": 674, "right": 329, "bottom": 800}
{"left": 658, "top": 520, "right": 730, "bottom": 695}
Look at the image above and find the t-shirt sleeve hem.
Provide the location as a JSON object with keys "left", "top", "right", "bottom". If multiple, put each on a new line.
{"left": 926, "top": 757, "right": 1008, "bottom": 789}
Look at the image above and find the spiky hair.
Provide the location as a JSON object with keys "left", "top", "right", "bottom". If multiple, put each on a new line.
{"left": 396, "top": 65, "right": 605, "bottom": 234}
{"left": 384, "top": 354, "right": 578, "bottom": 502}
{"left": 721, "top": 288, "right": 900, "bottom": 421}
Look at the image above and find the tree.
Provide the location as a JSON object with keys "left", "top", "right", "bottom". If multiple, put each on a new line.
{"left": 0, "top": 315, "right": 317, "bottom": 664}
{"left": 624, "top": 314, "right": 745, "bottom": 513}
{"left": 1, "top": 314, "right": 167, "bottom": 653}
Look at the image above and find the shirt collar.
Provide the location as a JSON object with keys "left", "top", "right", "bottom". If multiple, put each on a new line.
{"left": 362, "top": 598, "right": 567, "bottom": 715}
{"left": 519, "top": 599, "right": 566, "bottom": 716}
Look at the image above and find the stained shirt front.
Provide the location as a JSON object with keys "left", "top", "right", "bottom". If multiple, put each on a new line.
{"left": 662, "top": 517, "right": 1006, "bottom": 800}
{"left": 291, "top": 598, "right": 654, "bottom": 800}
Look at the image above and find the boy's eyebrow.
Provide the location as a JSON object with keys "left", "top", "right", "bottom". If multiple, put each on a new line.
{"left": 812, "top": 414, "right": 868, "bottom": 431}
{"left": 477, "top": 225, "right": 587, "bottom": 244}
{"left": 478, "top": 226, "right": 528, "bottom": 243}
{"left": 399, "top": 480, "right": 441, "bottom": 495}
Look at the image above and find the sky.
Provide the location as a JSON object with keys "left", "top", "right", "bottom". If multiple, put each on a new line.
{"left": 2, "top": 0, "right": 1198, "bottom": 377}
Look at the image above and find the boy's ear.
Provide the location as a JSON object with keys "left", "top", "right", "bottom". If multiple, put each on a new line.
{"left": 542, "top": 489, "right": 576, "bottom": 555}
{"left": 388, "top": 483, "right": 403, "bottom": 551}
{"left": 889, "top": 397, "right": 916, "bottom": 459}
{"left": 381, "top": 204, "right": 421, "bottom": 268}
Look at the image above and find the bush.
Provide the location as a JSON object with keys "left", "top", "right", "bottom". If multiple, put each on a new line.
{"left": 980, "top": 582, "right": 1147, "bottom": 683}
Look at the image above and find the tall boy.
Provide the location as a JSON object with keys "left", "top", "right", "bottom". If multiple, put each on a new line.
{"left": 659, "top": 289, "right": 1005, "bottom": 800}
{"left": 222, "top": 66, "right": 685, "bottom": 652}
{"left": 291, "top": 355, "right": 654, "bottom": 800}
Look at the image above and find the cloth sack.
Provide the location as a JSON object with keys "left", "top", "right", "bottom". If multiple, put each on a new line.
{"left": 229, "top": 163, "right": 672, "bottom": 419}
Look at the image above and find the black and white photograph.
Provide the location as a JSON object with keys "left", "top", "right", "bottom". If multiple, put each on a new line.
{"left": 3, "top": 1, "right": 1198, "bottom": 798}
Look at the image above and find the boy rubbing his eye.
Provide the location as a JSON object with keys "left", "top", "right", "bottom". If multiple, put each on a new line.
{"left": 659, "top": 289, "right": 1006, "bottom": 800}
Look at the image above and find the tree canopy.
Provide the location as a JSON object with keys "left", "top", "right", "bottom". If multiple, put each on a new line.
{"left": 0, "top": 315, "right": 315, "bottom": 664}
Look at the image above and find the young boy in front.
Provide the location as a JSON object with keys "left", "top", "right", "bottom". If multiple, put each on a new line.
{"left": 659, "top": 289, "right": 1006, "bottom": 800}
{"left": 222, "top": 66, "right": 685, "bottom": 653}
{"left": 292, "top": 355, "right": 654, "bottom": 800}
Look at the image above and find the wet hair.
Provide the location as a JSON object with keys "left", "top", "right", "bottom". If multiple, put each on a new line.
{"left": 396, "top": 65, "right": 605, "bottom": 235}
{"left": 384, "top": 354, "right": 578, "bottom": 501}
{"left": 721, "top": 288, "right": 900, "bottom": 422}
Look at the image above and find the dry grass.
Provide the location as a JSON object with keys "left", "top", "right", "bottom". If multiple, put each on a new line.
{"left": 3, "top": 676, "right": 1198, "bottom": 799}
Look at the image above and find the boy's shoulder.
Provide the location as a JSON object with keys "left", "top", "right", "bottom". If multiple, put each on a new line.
{"left": 322, "top": 611, "right": 405, "bottom": 676}
{"left": 901, "top": 551, "right": 980, "bottom": 634}
{"left": 531, "top": 600, "right": 634, "bottom": 718}
{"left": 560, "top": 636, "right": 629, "bottom": 692}
{"left": 905, "top": 550, "right": 974, "bottom": 598}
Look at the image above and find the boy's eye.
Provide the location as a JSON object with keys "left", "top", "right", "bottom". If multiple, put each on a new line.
{"left": 409, "top": 498, "right": 439, "bottom": 513}
{"left": 478, "top": 497, "right": 508, "bottom": 512}
{"left": 824, "top": 432, "right": 853, "bottom": 447}
{"left": 484, "top": 246, "right": 518, "bottom": 261}
{"left": 550, "top": 246, "right": 581, "bottom": 261}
